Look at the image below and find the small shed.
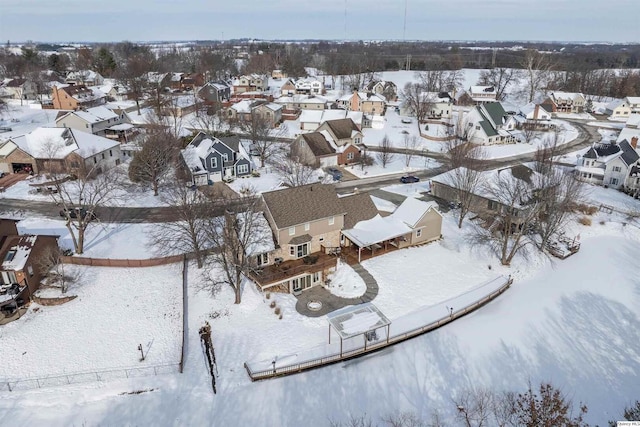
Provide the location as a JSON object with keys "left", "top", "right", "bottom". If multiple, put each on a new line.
{"left": 327, "top": 302, "right": 391, "bottom": 356}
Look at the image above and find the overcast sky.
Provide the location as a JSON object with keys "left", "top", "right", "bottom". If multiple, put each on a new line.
{"left": 0, "top": 0, "right": 638, "bottom": 43}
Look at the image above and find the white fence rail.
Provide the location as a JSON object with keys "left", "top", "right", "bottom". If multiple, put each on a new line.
{"left": 245, "top": 275, "right": 513, "bottom": 381}
{"left": 3, "top": 363, "right": 180, "bottom": 392}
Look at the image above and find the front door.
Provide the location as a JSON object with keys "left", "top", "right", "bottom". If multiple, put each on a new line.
{"left": 224, "top": 167, "right": 234, "bottom": 179}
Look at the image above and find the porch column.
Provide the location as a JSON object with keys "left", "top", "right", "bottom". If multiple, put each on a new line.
{"left": 358, "top": 247, "right": 361, "bottom": 263}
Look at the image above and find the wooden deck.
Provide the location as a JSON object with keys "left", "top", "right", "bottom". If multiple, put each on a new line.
{"left": 250, "top": 252, "right": 338, "bottom": 289}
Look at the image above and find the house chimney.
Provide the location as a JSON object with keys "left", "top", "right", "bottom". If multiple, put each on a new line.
{"left": 533, "top": 104, "right": 539, "bottom": 121}
{"left": 632, "top": 136, "right": 638, "bottom": 149}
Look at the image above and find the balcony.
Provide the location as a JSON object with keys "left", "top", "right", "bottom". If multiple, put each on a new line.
{"left": 249, "top": 252, "right": 338, "bottom": 290}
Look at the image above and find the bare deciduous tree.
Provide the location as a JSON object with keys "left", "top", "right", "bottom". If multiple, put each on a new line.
{"left": 454, "top": 387, "right": 494, "bottom": 427}
{"left": 514, "top": 382, "right": 588, "bottom": 427}
{"left": 377, "top": 135, "right": 395, "bottom": 168}
{"left": 273, "top": 154, "right": 317, "bottom": 187}
{"left": 402, "top": 134, "right": 419, "bottom": 168}
{"left": 521, "top": 49, "right": 554, "bottom": 103}
{"left": 444, "top": 139, "right": 486, "bottom": 228}
{"left": 36, "top": 245, "right": 70, "bottom": 293}
{"left": 203, "top": 195, "right": 271, "bottom": 304}
{"left": 42, "top": 137, "right": 124, "bottom": 255}
{"left": 474, "top": 168, "right": 540, "bottom": 266}
{"left": 128, "top": 130, "right": 178, "bottom": 196}
{"left": 150, "top": 181, "right": 209, "bottom": 268}
{"left": 401, "top": 82, "right": 433, "bottom": 124}
{"left": 237, "top": 111, "right": 286, "bottom": 168}
{"left": 477, "top": 68, "right": 521, "bottom": 101}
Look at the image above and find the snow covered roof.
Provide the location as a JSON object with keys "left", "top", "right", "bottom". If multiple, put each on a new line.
{"left": 59, "top": 105, "right": 118, "bottom": 124}
{"left": 617, "top": 127, "right": 640, "bottom": 144}
{"left": 392, "top": 198, "right": 441, "bottom": 228}
{"left": 470, "top": 85, "right": 496, "bottom": 95}
{"left": 605, "top": 99, "right": 627, "bottom": 111}
{"left": 231, "top": 100, "right": 253, "bottom": 113}
{"left": 108, "top": 123, "right": 135, "bottom": 131}
{"left": 300, "top": 109, "right": 364, "bottom": 127}
{"left": 244, "top": 213, "right": 275, "bottom": 256}
{"left": 626, "top": 96, "right": 640, "bottom": 104}
{"left": 519, "top": 102, "right": 550, "bottom": 119}
{"left": 327, "top": 302, "right": 391, "bottom": 340}
{"left": 550, "top": 91, "right": 585, "bottom": 101}
{"left": 342, "top": 214, "right": 412, "bottom": 248}
{"left": 1, "top": 235, "right": 38, "bottom": 271}
{"left": 626, "top": 115, "right": 640, "bottom": 128}
{"left": 11, "top": 127, "right": 119, "bottom": 160}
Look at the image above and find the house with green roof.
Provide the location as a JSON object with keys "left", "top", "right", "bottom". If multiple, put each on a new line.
{"left": 466, "top": 102, "right": 519, "bottom": 145}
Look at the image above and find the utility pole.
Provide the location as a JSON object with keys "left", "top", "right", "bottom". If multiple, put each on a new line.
{"left": 405, "top": 54, "right": 412, "bottom": 71}
{"left": 403, "top": 0, "right": 408, "bottom": 40}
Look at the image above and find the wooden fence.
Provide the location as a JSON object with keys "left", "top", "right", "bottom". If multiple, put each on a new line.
{"left": 244, "top": 276, "right": 513, "bottom": 381}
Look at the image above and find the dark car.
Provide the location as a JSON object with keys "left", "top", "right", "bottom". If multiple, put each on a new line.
{"left": 326, "top": 167, "right": 343, "bottom": 181}
{"left": 400, "top": 175, "right": 420, "bottom": 184}
{"left": 59, "top": 207, "right": 97, "bottom": 220}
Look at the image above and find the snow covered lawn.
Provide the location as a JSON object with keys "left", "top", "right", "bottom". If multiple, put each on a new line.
{"left": 381, "top": 181, "right": 431, "bottom": 197}
{"left": 325, "top": 260, "right": 366, "bottom": 298}
{"left": 17, "top": 218, "right": 163, "bottom": 259}
{"left": 345, "top": 154, "right": 440, "bottom": 178}
{"left": 0, "top": 264, "right": 182, "bottom": 380}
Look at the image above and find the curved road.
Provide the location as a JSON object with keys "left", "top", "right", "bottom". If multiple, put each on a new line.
{"left": 0, "top": 119, "right": 600, "bottom": 222}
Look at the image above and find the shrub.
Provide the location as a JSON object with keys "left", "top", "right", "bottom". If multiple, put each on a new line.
{"left": 270, "top": 301, "right": 276, "bottom": 308}
{"left": 600, "top": 220, "right": 606, "bottom": 225}
{"left": 575, "top": 204, "right": 597, "bottom": 215}
{"left": 279, "top": 313, "right": 283, "bottom": 320}
{"left": 578, "top": 216, "right": 592, "bottom": 226}
{"left": 265, "top": 292, "right": 271, "bottom": 299}
{"left": 274, "top": 306, "right": 281, "bottom": 315}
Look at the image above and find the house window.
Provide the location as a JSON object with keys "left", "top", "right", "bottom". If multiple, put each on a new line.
{"left": 222, "top": 153, "right": 229, "bottom": 161}
{"left": 312, "top": 272, "right": 320, "bottom": 283}
{"left": 93, "top": 157, "right": 97, "bottom": 164}
{"left": 237, "top": 164, "right": 249, "bottom": 174}
{"left": 210, "top": 157, "right": 217, "bottom": 168}
{"left": 289, "top": 226, "right": 295, "bottom": 236}
{"left": 416, "top": 229, "right": 422, "bottom": 238}
{"left": 612, "top": 166, "right": 622, "bottom": 172}
{"left": 610, "top": 178, "right": 619, "bottom": 185}
{"left": 318, "top": 235, "right": 324, "bottom": 242}
{"left": 328, "top": 216, "right": 335, "bottom": 225}
{"left": 101, "top": 153, "right": 105, "bottom": 160}
{"left": 27, "top": 265, "right": 34, "bottom": 276}
{"left": 347, "top": 152, "right": 354, "bottom": 160}
{"left": 256, "top": 253, "right": 269, "bottom": 266}
{"left": 85, "top": 124, "right": 89, "bottom": 128}
{"left": 304, "top": 223, "right": 310, "bottom": 231}
{"left": 355, "top": 137, "right": 360, "bottom": 144}
{"left": 109, "top": 150, "right": 113, "bottom": 157}
{"left": 293, "top": 243, "right": 309, "bottom": 258}
{"left": 476, "top": 125, "right": 481, "bottom": 130}
{"left": 488, "top": 200, "right": 499, "bottom": 211}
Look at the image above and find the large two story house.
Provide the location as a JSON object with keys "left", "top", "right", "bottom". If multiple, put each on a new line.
{"left": 466, "top": 102, "right": 518, "bottom": 145}
{"left": 337, "top": 91, "right": 386, "bottom": 115}
{"left": 250, "top": 184, "right": 443, "bottom": 294}
{"left": 575, "top": 140, "right": 639, "bottom": 189}
{"left": 545, "top": 92, "right": 586, "bottom": 114}
{"left": 55, "top": 106, "right": 131, "bottom": 138}
{"left": 292, "top": 118, "right": 363, "bottom": 167}
{"left": 0, "top": 127, "right": 121, "bottom": 177}
{"left": 180, "top": 132, "right": 254, "bottom": 185}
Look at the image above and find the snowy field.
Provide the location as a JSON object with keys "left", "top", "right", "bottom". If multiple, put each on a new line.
{"left": 0, "top": 207, "right": 637, "bottom": 426}
{"left": 0, "top": 264, "right": 182, "bottom": 380}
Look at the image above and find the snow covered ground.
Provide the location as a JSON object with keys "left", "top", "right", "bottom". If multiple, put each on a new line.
{"left": 17, "top": 218, "right": 169, "bottom": 259}
{"left": 325, "top": 260, "right": 366, "bottom": 298}
{"left": 345, "top": 152, "right": 440, "bottom": 179}
{"left": 0, "top": 206, "right": 638, "bottom": 425}
{"left": 381, "top": 180, "right": 431, "bottom": 197}
{"left": 0, "top": 264, "right": 182, "bottom": 380}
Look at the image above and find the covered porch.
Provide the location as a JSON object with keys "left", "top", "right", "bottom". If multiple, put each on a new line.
{"left": 341, "top": 215, "right": 412, "bottom": 263}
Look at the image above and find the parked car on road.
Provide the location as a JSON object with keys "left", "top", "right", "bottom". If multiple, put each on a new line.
{"left": 326, "top": 167, "right": 343, "bottom": 181}
{"left": 401, "top": 118, "right": 412, "bottom": 124}
{"left": 59, "top": 207, "right": 97, "bottom": 220}
{"left": 400, "top": 175, "right": 420, "bottom": 184}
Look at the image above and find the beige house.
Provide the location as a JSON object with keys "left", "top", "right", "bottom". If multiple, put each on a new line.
{"left": 316, "top": 118, "right": 363, "bottom": 147}
{"left": 252, "top": 185, "right": 378, "bottom": 293}
{"left": 55, "top": 105, "right": 130, "bottom": 137}
{"left": 52, "top": 84, "right": 105, "bottom": 110}
{"left": 234, "top": 74, "right": 269, "bottom": 94}
{"left": 0, "top": 79, "right": 38, "bottom": 101}
{"left": 547, "top": 92, "right": 586, "bottom": 114}
{"left": 605, "top": 99, "right": 632, "bottom": 119}
{"left": 275, "top": 94, "right": 328, "bottom": 111}
{"left": 341, "top": 197, "right": 443, "bottom": 263}
{"left": 337, "top": 91, "right": 386, "bottom": 115}
{"left": 292, "top": 131, "right": 361, "bottom": 167}
{"left": 2, "top": 127, "right": 121, "bottom": 177}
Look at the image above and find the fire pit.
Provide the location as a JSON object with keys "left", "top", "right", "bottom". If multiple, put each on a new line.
{"left": 307, "top": 300, "right": 323, "bottom": 311}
